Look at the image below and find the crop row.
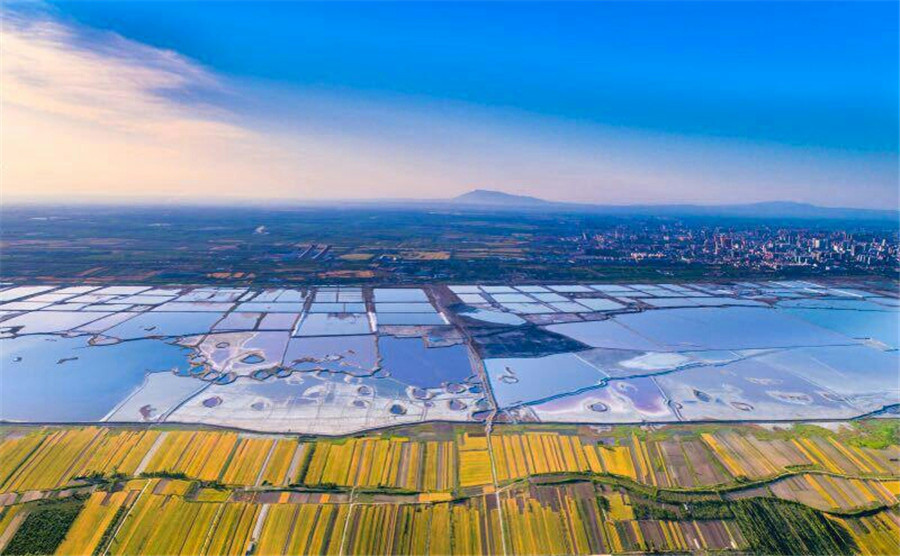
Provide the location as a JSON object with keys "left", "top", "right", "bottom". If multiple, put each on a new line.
{"left": 302, "top": 437, "right": 456, "bottom": 490}
{"left": 1, "top": 424, "right": 897, "bottom": 500}
{"left": 2, "top": 477, "right": 898, "bottom": 555}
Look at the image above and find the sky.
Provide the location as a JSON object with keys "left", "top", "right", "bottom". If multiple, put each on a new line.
{"left": 2, "top": 1, "right": 898, "bottom": 208}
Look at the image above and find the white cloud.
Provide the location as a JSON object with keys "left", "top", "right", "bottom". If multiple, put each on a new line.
{"left": 1, "top": 14, "right": 241, "bottom": 139}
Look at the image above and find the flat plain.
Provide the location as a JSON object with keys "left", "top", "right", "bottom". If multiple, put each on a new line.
{"left": 1, "top": 278, "right": 898, "bottom": 554}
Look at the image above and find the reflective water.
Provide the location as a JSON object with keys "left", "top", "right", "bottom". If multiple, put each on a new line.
{"left": 614, "top": 307, "right": 851, "bottom": 350}
{"left": 374, "top": 288, "right": 429, "bottom": 302}
{"left": 655, "top": 358, "right": 858, "bottom": 421}
{"left": 284, "top": 335, "right": 378, "bottom": 375}
{"left": 1, "top": 311, "right": 114, "bottom": 334}
{"left": 547, "top": 320, "right": 662, "bottom": 351}
{"left": 784, "top": 308, "right": 899, "bottom": 349}
{"left": 758, "top": 345, "right": 900, "bottom": 397}
{"left": 378, "top": 336, "right": 472, "bottom": 388}
{"left": 457, "top": 307, "right": 525, "bottom": 325}
{"left": 531, "top": 377, "right": 675, "bottom": 422}
{"left": 374, "top": 302, "right": 437, "bottom": 313}
{"left": 376, "top": 313, "right": 445, "bottom": 326}
{"left": 1, "top": 334, "right": 192, "bottom": 421}
{"left": 104, "top": 311, "right": 226, "bottom": 339}
{"left": 485, "top": 353, "right": 606, "bottom": 407}
{"left": 294, "top": 313, "right": 373, "bottom": 336}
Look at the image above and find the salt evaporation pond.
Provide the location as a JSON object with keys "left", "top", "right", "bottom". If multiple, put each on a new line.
{"left": 777, "top": 298, "right": 897, "bottom": 311}
{"left": 575, "top": 298, "right": 625, "bottom": 312}
{"left": 377, "top": 336, "right": 472, "bottom": 387}
{"left": 310, "top": 302, "right": 366, "bottom": 313}
{"left": 655, "top": 358, "right": 858, "bottom": 421}
{"left": 106, "top": 372, "right": 208, "bottom": 422}
{"left": 784, "top": 308, "right": 899, "bottom": 349}
{"left": 377, "top": 313, "right": 445, "bottom": 326}
{"left": 0, "top": 286, "right": 56, "bottom": 302}
{"left": 104, "top": 311, "right": 226, "bottom": 339}
{"left": 756, "top": 345, "right": 900, "bottom": 398}
{"left": 485, "top": 353, "right": 607, "bottom": 407}
{"left": 456, "top": 306, "right": 525, "bottom": 326}
{"left": 374, "top": 303, "right": 437, "bottom": 313}
{"left": 294, "top": 313, "right": 372, "bottom": 336}
{"left": 257, "top": 313, "right": 300, "bottom": 331}
{"left": 491, "top": 293, "right": 534, "bottom": 303}
{"left": 1, "top": 281, "right": 896, "bottom": 432}
{"left": 552, "top": 307, "right": 854, "bottom": 351}
{"left": 0, "top": 311, "right": 114, "bottom": 335}
{"left": 249, "top": 289, "right": 304, "bottom": 303}
{"left": 530, "top": 377, "right": 676, "bottom": 423}
{"left": 499, "top": 303, "right": 557, "bottom": 314}
{"left": 617, "top": 307, "right": 855, "bottom": 350}
{"left": 284, "top": 335, "right": 377, "bottom": 375}
{"left": 576, "top": 349, "right": 697, "bottom": 378}
{"left": 546, "top": 320, "right": 662, "bottom": 351}
{"left": 195, "top": 331, "right": 290, "bottom": 375}
{"left": 168, "top": 372, "right": 424, "bottom": 434}
{"left": 1, "top": 334, "right": 192, "bottom": 421}
{"left": 213, "top": 311, "right": 262, "bottom": 331}
{"left": 234, "top": 301, "right": 304, "bottom": 313}
{"left": 374, "top": 288, "right": 429, "bottom": 302}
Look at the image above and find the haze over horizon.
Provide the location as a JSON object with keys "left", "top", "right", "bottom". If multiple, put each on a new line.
{"left": 2, "top": 1, "right": 898, "bottom": 208}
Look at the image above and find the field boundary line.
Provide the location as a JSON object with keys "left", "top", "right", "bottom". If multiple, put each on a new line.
{"left": 100, "top": 479, "right": 151, "bottom": 556}
{"left": 338, "top": 485, "right": 357, "bottom": 556}
{"left": 254, "top": 440, "right": 278, "bottom": 487}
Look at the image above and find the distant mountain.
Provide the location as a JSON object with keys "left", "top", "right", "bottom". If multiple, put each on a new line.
{"left": 451, "top": 189, "right": 553, "bottom": 207}
{"left": 444, "top": 190, "right": 898, "bottom": 222}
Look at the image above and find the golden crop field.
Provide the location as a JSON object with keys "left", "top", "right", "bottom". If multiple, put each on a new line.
{"left": 259, "top": 440, "right": 299, "bottom": 487}
{"left": 257, "top": 503, "right": 347, "bottom": 555}
{"left": 0, "top": 421, "right": 897, "bottom": 555}
{"left": 220, "top": 437, "right": 273, "bottom": 485}
{"left": 831, "top": 511, "right": 900, "bottom": 556}
{"left": 301, "top": 437, "right": 457, "bottom": 491}
{"left": 1, "top": 428, "right": 105, "bottom": 492}
{"left": 55, "top": 490, "right": 130, "bottom": 555}
{"left": 0, "top": 430, "right": 47, "bottom": 488}
{"left": 458, "top": 450, "right": 492, "bottom": 487}
{"left": 457, "top": 433, "right": 492, "bottom": 487}
{"left": 2, "top": 424, "right": 897, "bottom": 497}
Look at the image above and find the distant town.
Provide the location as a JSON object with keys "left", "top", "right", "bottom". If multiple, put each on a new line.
{"left": 577, "top": 224, "right": 898, "bottom": 273}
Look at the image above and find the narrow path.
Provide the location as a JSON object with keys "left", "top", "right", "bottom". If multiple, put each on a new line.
{"left": 134, "top": 431, "right": 167, "bottom": 475}
{"left": 338, "top": 486, "right": 357, "bottom": 556}
{"left": 199, "top": 503, "right": 226, "bottom": 555}
{"left": 101, "top": 478, "right": 152, "bottom": 556}
{"left": 284, "top": 443, "right": 307, "bottom": 486}
{"left": 245, "top": 503, "right": 270, "bottom": 555}
{"left": 254, "top": 440, "right": 278, "bottom": 487}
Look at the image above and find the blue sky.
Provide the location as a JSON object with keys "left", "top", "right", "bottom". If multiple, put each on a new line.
{"left": 3, "top": 1, "right": 898, "bottom": 206}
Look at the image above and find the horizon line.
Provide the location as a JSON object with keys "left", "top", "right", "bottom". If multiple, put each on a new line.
{"left": 2, "top": 194, "right": 898, "bottom": 215}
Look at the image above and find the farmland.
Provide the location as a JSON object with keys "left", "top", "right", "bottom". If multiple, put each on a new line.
{"left": 0, "top": 420, "right": 898, "bottom": 555}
